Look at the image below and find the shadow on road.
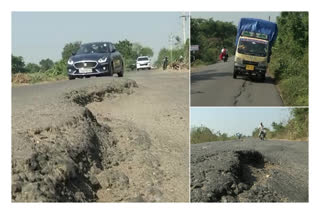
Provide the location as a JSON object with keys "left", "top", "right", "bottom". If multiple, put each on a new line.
{"left": 191, "top": 69, "right": 232, "bottom": 84}
{"left": 236, "top": 75, "right": 276, "bottom": 86}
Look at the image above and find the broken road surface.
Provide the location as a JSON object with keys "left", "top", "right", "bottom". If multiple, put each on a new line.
{"left": 191, "top": 57, "right": 283, "bottom": 106}
{"left": 191, "top": 138, "right": 308, "bottom": 202}
{"left": 12, "top": 70, "right": 189, "bottom": 202}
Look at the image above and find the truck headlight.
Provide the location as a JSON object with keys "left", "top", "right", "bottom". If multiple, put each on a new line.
{"left": 235, "top": 57, "right": 243, "bottom": 65}
{"left": 67, "top": 59, "right": 73, "bottom": 65}
{"left": 234, "top": 57, "right": 243, "bottom": 65}
{"left": 258, "top": 62, "right": 267, "bottom": 67}
{"left": 98, "top": 57, "right": 108, "bottom": 63}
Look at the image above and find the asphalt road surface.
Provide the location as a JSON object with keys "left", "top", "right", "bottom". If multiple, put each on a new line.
{"left": 191, "top": 57, "right": 284, "bottom": 106}
{"left": 12, "top": 69, "right": 189, "bottom": 202}
{"left": 191, "top": 138, "right": 308, "bottom": 202}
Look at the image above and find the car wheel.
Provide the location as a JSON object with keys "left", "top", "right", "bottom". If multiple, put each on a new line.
{"left": 109, "top": 63, "right": 114, "bottom": 76}
{"left": 148, "top": 67, "right": 151, "bottom": 70}
{"left": 118, "top": 62, "right": 124, "bottom": 77}
{"left": 68, "top": 75, "right": 75, "bottom": 80}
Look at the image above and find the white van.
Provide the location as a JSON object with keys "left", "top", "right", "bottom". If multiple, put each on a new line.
{"left": 136, "top": 56, "right": 151, "bottom": 70}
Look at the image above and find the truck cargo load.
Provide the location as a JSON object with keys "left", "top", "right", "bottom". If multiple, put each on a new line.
{"left": 235, "top": 18, "right": 278, "bottom": 48}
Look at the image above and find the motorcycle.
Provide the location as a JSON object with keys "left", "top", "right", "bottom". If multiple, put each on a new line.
{"left": 259, "top": 129, "right": 266, "bottom": 140}
{"left": 222, "top": 54, "right": 228, "bottom": 62}
{"left": 163, "top": 58, "right": 168, "bottom": 70}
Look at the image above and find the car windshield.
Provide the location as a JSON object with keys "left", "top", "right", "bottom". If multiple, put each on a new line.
{"left": 237, "top": 39, "right": 268, "bottom": 57}
{"left": 77, "top": 43, "right": 110, "bottom": 54}
{"left": 137, "top": 57, "right": 149, "bottom": 61}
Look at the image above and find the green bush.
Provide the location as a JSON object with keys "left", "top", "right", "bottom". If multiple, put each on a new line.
{"left": 269, "top": 12, "right": 308, "bottom": 106}
{"left": 191, "top": 125, "right": 237, "bottom": 144}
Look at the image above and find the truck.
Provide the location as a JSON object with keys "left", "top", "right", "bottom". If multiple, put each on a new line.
{"left": 233, "top": 18, "right": 278, "bottom": 81}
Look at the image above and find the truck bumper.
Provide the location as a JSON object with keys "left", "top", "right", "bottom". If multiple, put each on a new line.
{"left": 234, "top": 64, "right": 266, "bottom": 77}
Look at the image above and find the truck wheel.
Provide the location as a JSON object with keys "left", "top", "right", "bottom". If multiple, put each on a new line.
{"left": 233, "top": 70, "right": 237, "bottom": 79}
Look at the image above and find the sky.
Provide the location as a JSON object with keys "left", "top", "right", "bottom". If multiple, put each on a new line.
{"left": 191, "top": 12, "right": 281, "bottom": 25}
{"left": 191, "top": 107, "right": 292, "bottom": 136}
{"left": 12, "top": 12, "right": 189, "bottom": 64}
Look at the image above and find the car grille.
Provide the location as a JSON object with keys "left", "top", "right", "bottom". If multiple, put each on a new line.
{"left": 243, "top": 60, "right": 258, "bottom": 66}
{"left": 74, "top": 61, "right": 97, "bottom": 69}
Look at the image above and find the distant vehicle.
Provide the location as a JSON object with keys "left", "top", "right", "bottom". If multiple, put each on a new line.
{"left": 136, "top": 56, "right": 151, "bottom": 70}
{"left": 233, "top": 18, "right": 278, "bottom": 81}
{"left": 67, "top": 42, "right": 124, "bottom": 80}
{"left": 259, "top": 129, "right": 266, "bottom": 140}
{"left": 222, "top": 54, "right": 228, "bottom": 62}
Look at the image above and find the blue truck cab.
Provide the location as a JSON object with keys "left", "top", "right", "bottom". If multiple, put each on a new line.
{"left": 233, "top": 18, "right": 278, "bottom": 81}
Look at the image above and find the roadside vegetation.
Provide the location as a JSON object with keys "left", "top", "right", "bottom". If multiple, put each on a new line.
{"left": 252, "top": 108, "right": 308, "bottom": 140}
{"left": 191, "top": 125, "right": 239, "bottom": 144}
{"left": 154, "top": 37, "right": 189, "bottom": 68}
{"left": 12, "top": 40, "right": 154, "bottom": 84}
{"left": 114, "top": 40, "right": 154, "bottom": 71}
{"left": 269, "top": 12, "right": 308, "bottom": 106}
{"left": 190, "top": 18, "right": 237, "bottom": 67}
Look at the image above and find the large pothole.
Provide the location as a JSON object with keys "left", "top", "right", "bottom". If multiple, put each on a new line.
{"left": 12, "top": 79, "right": 164, "bottom": 202}
{"left": 191, "top": 150, "right": 287, "bottom": 202}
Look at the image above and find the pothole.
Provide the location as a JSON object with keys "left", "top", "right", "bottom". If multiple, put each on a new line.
{"left": 11, "top": 79, "right": 165, "bottom": 202}
{"left": 191, "top": 150, "right": 287, "bottom": 202}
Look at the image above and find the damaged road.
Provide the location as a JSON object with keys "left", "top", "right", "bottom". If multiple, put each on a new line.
{"left": 191, "top": 138, "right": 308, "bottom": 202}
{"left": 191, "top": 57, "right": 283, "bottom": 106}
{"left": 12, "top": 69, "right": 189, "bottom": 202}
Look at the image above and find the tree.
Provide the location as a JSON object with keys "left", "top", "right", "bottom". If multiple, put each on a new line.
{"left": 269, "top": 12, "right": 308, "bottom": 105}
{"left": 12, "top": 55, "right": 26, "bottom": 74}
{"left": 140, "top": 47, "right": 154, "bottom": 57}
{"left": 62, "top": 41, "right": 82, "bottom": 62}
{"left": 190, "top": 18, "right": 237, "bottom": 64}
{"left": 115, "top": 40, "right": 134, "bottom": 60}
{"left": 39, "top": 58, "right": 54, "bottom": 71}
{"left": 25, "top": 63, "right": 41, "bottom": 73}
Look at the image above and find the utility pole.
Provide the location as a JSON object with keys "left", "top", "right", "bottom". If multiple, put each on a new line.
{"left": 180, "top": 12, "right": 189, "bottom": 44}
{"left": 169, "top": 33, "right": 174, "bottom": 62}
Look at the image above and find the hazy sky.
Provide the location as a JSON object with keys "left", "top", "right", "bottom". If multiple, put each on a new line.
{"left": 12, "top": 12, "right": 189, "bottom": 63}
{"left": 191, "top": 107, "right": 292, "bottom": 136}
{"left": 191, "top": 12, "right": 281, "bottom": 25}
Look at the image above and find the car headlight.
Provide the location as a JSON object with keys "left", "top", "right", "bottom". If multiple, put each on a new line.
{"left": 98, "top": 57, "right": 108, "bottom": 63}
{"left": 67, "top": 59, "right": 73, "bottom": 65}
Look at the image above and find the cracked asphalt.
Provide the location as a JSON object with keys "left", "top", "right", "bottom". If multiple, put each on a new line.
{"left": 191, "top": 57, "right": 284, "bottom": 106}
{"left": 191, "top": 138, "right": 308, "bottom": 202}
{"left": 12, "top": 69, "right": 189, "bottom": 202}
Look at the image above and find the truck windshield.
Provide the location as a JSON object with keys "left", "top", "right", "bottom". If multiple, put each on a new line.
{"left": 237, "top": 39, "right": 268, "bottom": 57}
{"left": 77, "top": 43, "right": 110, "bottom": 54}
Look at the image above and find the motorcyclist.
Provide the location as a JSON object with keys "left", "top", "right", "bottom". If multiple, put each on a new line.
{"left": 219, "top": 47, "right": 228, "bottom": 61}
{"left": 258, "top": 122, "right": 266, "bottom": 139}
{"left": 163, "top": 56, "right": 168, "bottom": 70}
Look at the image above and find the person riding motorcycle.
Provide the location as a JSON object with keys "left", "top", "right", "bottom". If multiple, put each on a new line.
{"left": 163, "top": 56, "right": 168, "bottom": 70}
{"left": 219, "top": 47, "right": 228, "bottom": 62}
{"left": 258, "top": 122, "right": 266, "bottom": 140}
